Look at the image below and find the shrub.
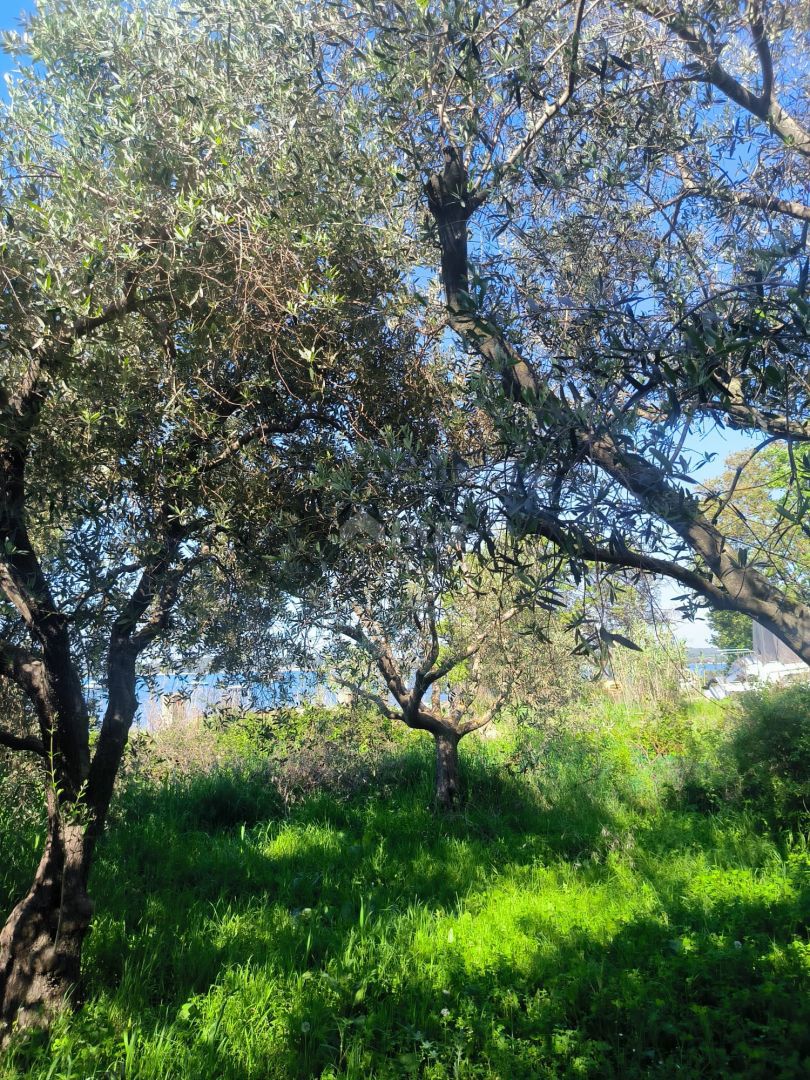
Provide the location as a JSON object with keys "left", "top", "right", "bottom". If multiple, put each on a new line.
{"left": 732, "top": 685, "right": 810, "bottom": 828}
{"left": 122, "top": 702, "right": 417, "bottom": 810}
{"left": 254, "top": 704, "right": 415, "bottom": 806}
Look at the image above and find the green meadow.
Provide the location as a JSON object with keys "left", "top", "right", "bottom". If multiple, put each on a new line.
{"left": 1, "top": 696, "right": 808, "bottom": 1079}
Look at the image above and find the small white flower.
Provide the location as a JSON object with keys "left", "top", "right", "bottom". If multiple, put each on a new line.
{"left": 301, "top": 1021, "right": 311, "bottom": 1033}
{"left": 733, "top": 940, "right": 743, "bottom": 949}
{"left": 440, "top": 1008, "right": 450, "bottom": 1018}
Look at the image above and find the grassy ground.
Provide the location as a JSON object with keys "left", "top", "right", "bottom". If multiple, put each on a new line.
{"left": 1, "top": 703, "right": 809, "bottom": 1078}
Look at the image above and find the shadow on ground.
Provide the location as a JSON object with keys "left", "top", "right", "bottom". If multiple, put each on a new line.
{"left": 2, "top": 744, "right": 809, "bottom": 1079}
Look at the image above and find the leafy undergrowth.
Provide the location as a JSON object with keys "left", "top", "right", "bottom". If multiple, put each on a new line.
{"left": 1, "top": 712, "right": 809, "bottom": 1079}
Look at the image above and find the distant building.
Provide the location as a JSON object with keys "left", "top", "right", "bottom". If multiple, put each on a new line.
{"left": 701, "top": 621, "right": 808, "bottom": 699}
{"left": 752, "top": 623, "right": 804, "bottom": 665}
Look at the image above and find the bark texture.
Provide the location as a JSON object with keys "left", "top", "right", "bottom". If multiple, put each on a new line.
{"left": 0, "top": 794, "right": 93, "bottom": 1043}
{"left": 433, "top": 729, "right": 461, "bottom": 810}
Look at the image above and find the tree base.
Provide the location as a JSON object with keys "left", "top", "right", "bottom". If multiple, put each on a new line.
{"left": 434, "top": 731, "right": 461, "bottom": 810}
{"left": 0, "top": 814, "right": 92, "bottom": 1044}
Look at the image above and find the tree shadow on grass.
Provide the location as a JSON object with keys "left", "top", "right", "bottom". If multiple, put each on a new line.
{"left": 4, "top": 747, "right": 808, "bottom": 1078}
{"left": 364, "top": 888, "right": 810, "bottom": 1080}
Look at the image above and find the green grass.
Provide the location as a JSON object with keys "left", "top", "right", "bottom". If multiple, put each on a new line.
{"left": 1, "top": 718, "right": 809, "bottom": 1079}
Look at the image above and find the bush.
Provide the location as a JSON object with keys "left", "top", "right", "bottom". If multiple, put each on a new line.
{"left": 262, "top": 704, "right": 416, "bottom": 806}
{"left": 122, "top": 702, "right": 418, "bottom": 810}
{"left": 732, "top": 685, "right": 810, "bottom": 828}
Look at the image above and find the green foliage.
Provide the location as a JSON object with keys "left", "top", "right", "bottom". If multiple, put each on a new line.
{"left": 732, "top": 686, "right": 810, "bottom": 829}
{"left": 2, "top": 698, "right": 809, "bottom": 1079}
{"left": 208, "top": 704, "right": 407, "bottom": 764}
{"left": 0, "top": 753, "right": 45, "bottom": 916}
{"left": 703, "top": 447, "right": 810, "bottom": 600}
{"left": 124, "top": 704, "right": 416, "bottom": 810}
{"left": 707, "top": 610, "right": 753, "bottom": 652}
{"left": 660, "top": 687, "right": 810, "bottom": 827}
{"left": 208, "top": 704, "right": 415, "bottom": 806}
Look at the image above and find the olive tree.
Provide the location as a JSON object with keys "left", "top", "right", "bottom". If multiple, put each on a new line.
{"left": 283, "top": 441, "right": 547, "bottom": 809}
{"left": 312, "top": 0, "right": 810, "bottom": 660}
{"left": 0, "top": 0, "right": 427, "bottom": 1036}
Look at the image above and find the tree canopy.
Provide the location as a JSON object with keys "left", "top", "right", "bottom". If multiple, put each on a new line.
{"left": 305, "top": 0, "right": 810, "bottom": 658}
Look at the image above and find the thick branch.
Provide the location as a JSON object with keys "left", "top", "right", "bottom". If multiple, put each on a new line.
{"left": 514, "top": 506, "right": 742, "bottom": 612}
{"left": 687, "top": 184, "right": 810, "bottom": 225}
{"left": 673, "top": 152, "right": 810, "bottom": 225}
{"left": 0, "top": 728, "right": 44, "bottom": 755}
{"left": 638, "top": 1, "right": 810, "bottom": 156}
{"left": 71, "top": 289, "right": 170, "bottom": 342}
{"left": 425, "top": 153, "right": 810, "bottom": 663}
{"left": 336, "top": 621, "right": 411, "bottom": 711}
{"left": 695, "top": 398, "right": 810, "bottom": 442}
{"left": 0, "top": 639, "right": 56, "bottom": 751}
{"left": 413, "top": 594, "right": 440, "bottom": 683}
{"left": 749, "top": 2, "right": 774, "bottom": 104}
{"left": 457, "top": 687, "right": 508, "bottom": 737}
{"left": 582, "top": 432, "right": 810, "bottom": 655}
{"left": 86, "top": 534, "right": 186, "bottom": 823}
{"left": 0, "top": 563, "right": 36, "bottom": 629}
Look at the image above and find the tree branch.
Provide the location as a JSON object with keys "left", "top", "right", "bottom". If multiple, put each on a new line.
{"left": 0, "top": 638, "right": 57, "bottom": 751}
{"left": 673, "top": 151, "right": 810, "bottom": 224}
{"left": 200, "top": 410, "right": 342, "bottom": 474}
{"left": 749, "top": 0, "right": 774, "bottom": 106}
{"left": 422, "top": 606, "right": 517, "bottom": 688}
{"left": 694, "top": 397, "right": 810, "bottom": 442}
{"left": 637, "top": 1, "right": 810, "bottom": 156}
{"left": 425, "top": 147, "right": 810, "bottom": 662}
{"left": 512, "top": 505, "right": 738, "bottom": 611}
{"left": 501, "top": 0, "right": 586, "bottom": 172}
{"left": 457, "top": 686, "right": 509, "bottom": 736}
{"left": 333, "top": 676, "right": 399, "bottom": 720}
{"left": 0, "top": 727, "right": 44, "bottom": 755}
{"left": 685, "top": 182, "right": 810, "bottom": 225}
{"left": 337, "top": 620, "right": 411, "bottom": 711}
{"left": 71, "top": 289, "right": 172, "bottom": 343}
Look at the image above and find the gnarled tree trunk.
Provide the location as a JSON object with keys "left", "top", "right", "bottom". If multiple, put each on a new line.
{"left": 0, "top": 618, "right": 150, "bottom": 1040}
{"left": 433, "top": 729, "right": 461, "bottom": 810}
{"left": 0, "top": 790, "right": 94, "bottom": 1042}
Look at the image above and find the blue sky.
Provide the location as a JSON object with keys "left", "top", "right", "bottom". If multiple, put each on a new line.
{"left": 0, "top": 0, "right": 29, "bottom": 30}
{"left": 0, "top": 0, "right": 30, "bottom": 84}
{"left": 0, "top": 1, "right": 29, "bottom": 36}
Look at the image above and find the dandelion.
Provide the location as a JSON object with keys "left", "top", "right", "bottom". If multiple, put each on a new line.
{"left": 440, "top": 1008, "right": 450, "bottom": 1018}
{"left": 301, "top": 1021, "right": 311, "bottom": 1033}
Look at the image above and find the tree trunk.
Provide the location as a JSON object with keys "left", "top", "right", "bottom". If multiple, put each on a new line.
{"left": 0, "top": 791, "right": 93, "bottom": 1043}
{"left": 434, "top": 730, "right": 461, "bottom": 810}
